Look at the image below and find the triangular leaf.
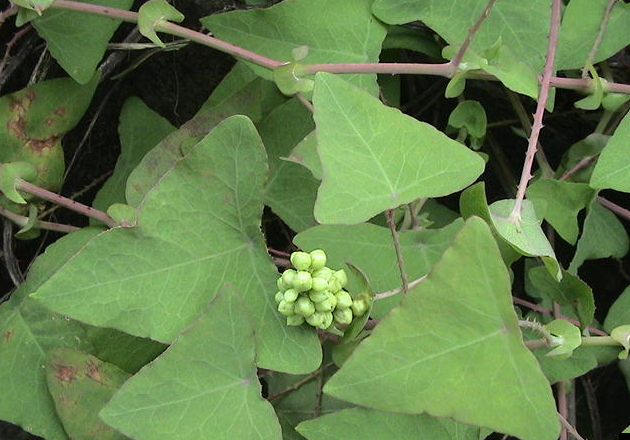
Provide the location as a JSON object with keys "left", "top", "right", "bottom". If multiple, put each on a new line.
{"left": 100, "top": 289, "right": 282, "bottom": 440}
{"left": 590, "top": 111, "right": 630, "bottom": 191}
{"left": 32, "top": 116, "right": 321, "bottom": 373}
{"left": 604, "top": 286, "right": 630, "bottom": 332}
{"left": 323, "top": 217, "right": 559, "bottom": 440}
{"left": 312, "top": 73, "right": 484, "bottom": 224}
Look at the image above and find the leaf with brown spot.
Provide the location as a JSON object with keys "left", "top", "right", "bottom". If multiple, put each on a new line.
{"left": 46, "top": 347, "right": 130, "bottom": 440}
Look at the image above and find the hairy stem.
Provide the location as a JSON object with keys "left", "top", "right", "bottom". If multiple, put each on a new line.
{"left": 510, "top": 0, "right": 562, "bottom": 221}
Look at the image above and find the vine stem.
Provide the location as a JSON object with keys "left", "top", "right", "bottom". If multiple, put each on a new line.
{"left": 15, "top": 178, "right": 116, "bottom": 227}
{"left": 582, "top": 0, "right": 618, "bottom": 78}
{"left": 558, "top": 413, "right": 587, "bottom": 440}
{"left": 509, "top": 0, "right": 562, "bottom": 222}
{"left": 448, "top": 0, "right": 499, "bottom": 75}
{"left": 386, "top": 209, "right": 409, "bottom": 294}
{"left": 47, "top": 0, "right": 630, "bottom": 95}
{"left": 0, "top": 205, "right": 79, "bottom": 233}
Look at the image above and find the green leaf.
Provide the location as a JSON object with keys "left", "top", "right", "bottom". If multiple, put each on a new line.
{"left": 258, "top": 98, "right": 318, "bottom": 232}
{"left": 294, "top": 220, "right": 463, "bottom": 320}
{"left": 0, "top": 228, "right": 101, "bottom": 440}
{"left": 382, "top": 25, "right": 442, "bottom": 58}
{"left": 372, "top": 0, "right": 549, "bottom": 74}
{"left": 448, "top": 100, "right": 487, "bottom": 139}
{"left": 92, "top": 97, "right": 175, "bottom": 212}
{"left": 574, "top": 65, "right": 604, "bottom": 110}
{"left": 285, "top": 130, "right": 322, "bottom": 180}
{"left": 106, "top": 203, "right": 137, "bottom": 227}
{"left": 459, "top": 182, "right": 521, "bottom": 266}
{"left": 32, "top": 116, "right": 321, "bottom": 373}
{"left": 33, "top": 0, "right": 134, "bottom": 83}
{"left": 45, "top": 347, "right": 130, "bottom": 440}
{"left": 125, "top": 75, "right": 265, "bottom": 207}
{"left": 544, "top": 319, "right": 581, "bottom": 359}
{"left": 12, "top": 0, "right": 54, "bottom": 14}
{"left": 527, "top": 266, "right": 595, "bottom": 329}
{"left": 201, "top": 0, "right": 387, "bottom": 95}
{"left": 590, "top": 111, "right": 630, "bottom": 191}
{"left": 489, "top": 199, "right": 561, "bottom": 281}
{"left": 273, "top": 62, "right": 315, "bottom": 96}
{"left": 312, "top": 73, "right": 484, "bottom": 224}
{"left": 604, "top": 285, "right": 630, "bottom": 332}
{"left": 602, "top": 93, "right": 630, "bottom": 112}
{"left": 532, "top": 345, "right": 598, "bottom": 384}
{"left": 323, "top": 217, "right": 560, "bottom": 440}
{"left": 138, "top": 0, "right": 185, "bottom": 48}
{"left": 556, "top": 0, "right": 630, "bottom": 70}
{"left": 0, "top": 161, "right": 38, "bottom": 204}
{"left": 611, "top": 325, "right": 630, "bottom": 359}
{"left": 556, "top": 133, "right": 608, "bottom": 183}
{"left": 624, "top": 425, "right": 630, "bottom": 434}
{"left": 100, "top": 289, "right": 282, "bottom": 440}
{"left": 296, "top": 408, "right": 480, "bottom": 440}
{"left": 569, "top": 198, "right": 629, "bottom": 274}
{"left": 17, "top": 203, "right": 39, "bottom": 235}
{"left": 337, "top": 263, "right": 374, "bottom": 344}
{"left": 444, "top": 71, "right": 467, "bottom": 98}
{"left": 526, "top": 179, "right": 594, "bottom": 245}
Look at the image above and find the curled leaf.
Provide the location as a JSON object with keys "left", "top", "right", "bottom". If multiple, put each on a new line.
{"left": 611, "top": 325, "right": 630, "bottom": 360}
{"left": 138, "top": 0, "right": 185, "bottom": 48}
{"left": 273, "top": 62, "right": 314, "bottom": 96}
{"left": 544, "top": 319, "right": 581, "bottom": 360}
{"left": 0, "top": 161, "right": 38, "bottom": 204}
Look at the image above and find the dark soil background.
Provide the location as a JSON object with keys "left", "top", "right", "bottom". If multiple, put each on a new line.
{"left": 1, "top": 1, "right": 629, "bottom": 439}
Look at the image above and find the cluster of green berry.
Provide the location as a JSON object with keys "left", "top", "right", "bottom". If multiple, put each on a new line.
{"left": 275, "top": 250, "right": 369, "bottom": 330}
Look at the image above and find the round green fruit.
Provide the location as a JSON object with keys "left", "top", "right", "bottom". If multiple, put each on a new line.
{"left": 281, "top": 269, "right": 297, "bottom": 287}
{"left": 283, "top": 288, "right": 299, "bottom": 302}
{"left": 308, "top": 290, "right": 329, "bottom": 303}
{"left": 333, "top": 308, "right": 353, "bottom": 325}
{"left": 315, "top": 298, "right": 333, "bottom": 312}
{"left": 295, "top": 296, "right": 316, "bottom": 317}
{"left": 278, "top": 299, "right": 296, "bottom": 316}
{"left": 287, "top": 315, "right": 305, "bottom": 326}
{"left": 351, "top": 298, "right": 368, "bottom": 317}
{"left": 311, "top": 276, "right": 328, "bottom": 292}
{"left": 309, "top": 249, "right": 327, "bottom": 270}
{"left": 290, "top": 251, "right": 312, "bottom": 271}
{"left": 335, "top": 290, "right": 353, "bottom": 309}
{"left": 293, "top": 271, "right": 313, "bottom": 292}
{"left": 334, "top": 269, "right": 348, "bottom": 288}
{"left": 274, "top": 291, "right": 284, "bottom": 304}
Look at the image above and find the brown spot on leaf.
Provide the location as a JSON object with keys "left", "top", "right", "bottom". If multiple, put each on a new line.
{"left": 86, "top": 360, "right": 105, "bottom": 385}
{"left": 2, "top": 331, "right": 13, "bottom": 343}
{"left": 54, "top": 107, "right": 66, "bottom": 117}
{"left": 54, "top": 364, "right": 78, "bottom": 383}
{"left": 44, "top": 117, "right": 54, "bottom": 126}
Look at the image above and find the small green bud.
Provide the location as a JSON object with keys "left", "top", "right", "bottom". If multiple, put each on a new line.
{"left": 318, "top": 311, "right": 333, "bottom": 329}
{"left": 315, "top": 298, "right": 333, "bottom": 312}
{"left": 311, "top": 277, "right": 328, "bottom": 292}
{"left": 281, "top": 269, "right": 297, "bottom": 287}
{"left": 287, "top": 315, "right": 304, "bottom": 326}
{"left": 295, "top": 296, "right": 315, "bottom": 317}
{"left": 335, "top": 290, "right": 353, "bottom": 309}
{"left": 333, "top": 308, "right": 353, "bottom": 325}
{"left": 351, "top": 298, "right": 368, "bottom": 317}
{"left": 291, "top": 251, "right": 312, "bottom": 271}
{"left": 334, "top": 269, "right": 348, "bottom": 288}
{"left": 293, "top": 271, "right": 313, "bottom": 292}
{"left": 309, "top": 249, "right": 327, "bottom": 270}
{"left": 305, "top": 312, "right": 325, "bottom": 327}
{"left": 309, "top": 290, "right": 329, "bottom": 303}
{"left": 278, "top": 299, "right": 296, "bottom": 316}
{"left": 327, "top": 290, "right": 338, "bottom": 309}
{"left": 274, "top": 291, "right": 285, "bottom": 304}
{"left": 283, "top": 288, "right": 298, "bottom": 302}
{"left": 312, "top": 267, "right": 333, "bottom": 281}
{"left": 328, "top": 278, "right": 342, "bottom": 293}
{"left": 277, "top": 276, "right": 286, "bottom": 291}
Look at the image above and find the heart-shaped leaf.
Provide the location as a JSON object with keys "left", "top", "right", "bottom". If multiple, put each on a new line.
{"left": 32, "top": 116, "right": 321, "bottom": 374}
{"left": 100, "top": 289, "right": 282, "bottom": 440}
{"left": 312, "top": 73, "right": 485, "bottom": 224}
{"left": 323, "top": 217, "right": 559, "bottom": 440}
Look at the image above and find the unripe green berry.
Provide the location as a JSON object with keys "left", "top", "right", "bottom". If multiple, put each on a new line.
{"left": 293, "top": 271, "right": 313, "bottom": 292}
{"left": 306, "top": 312, "right": 324, "bottom": 327}
{"left": 334, "top": 269, "right": 348, "bottom": 288}
{"left": 311, "top": 277, "right": 328, "bottom": 292}
{"left": 278, "top": 299, "right": 296, "bottom": 316}
{"left": 327, "top": 290, "right": 338, "bottom": 309}
{"left": 315, "top": 298, "right": 333, "bottom": 312}
{"left": 318, "top": 312, "right": 334, "bottom": 329}
{"left": 281, "top": 269, "right": 297, "bottom": 287}
{"left": 283, "top": 288, "right": 298, "bottom": 302}
{"left": 333, "top": 308, "right": 353, "bottom": 325}
{"left": 335, "top": 290, "right": 353, "bottom": 309}
{"left": 295, "top": 296, "right": 315, "bottom": 317}
{"left": 290, "top": 251, "right": 312, "bottom": 271}
{"left": 328, "top": 278, "right": 342, "bottom": 293}
{"left": 309, "top": 249, "right": 327, "bottom": 270}
{"left": 274, "top": 291, "right": 284, "bottom": 304}
{"left": 351, "top": 298, "right": 368, "bottom": 317}
{"left": 277, "top": 276, "right": 286, "bottom": 291}
{"left": 287, "top": 315, "right": 304, "bottom": 326}
{"left": 308, "top": 290, "right": 329, "bottom": 303}
{"left": 312, "top": 267, "right": 333, "bottom": 281}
